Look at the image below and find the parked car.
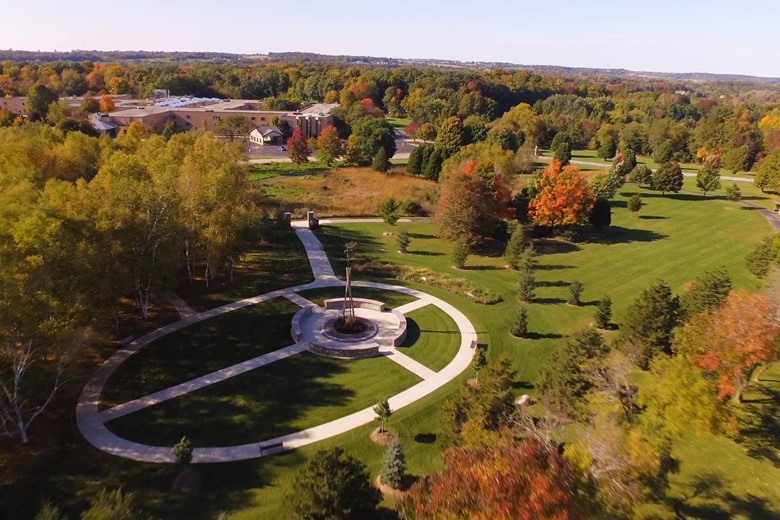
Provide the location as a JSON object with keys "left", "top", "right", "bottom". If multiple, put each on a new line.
{"left": 279, "top": 145, "right": 286, "bottom": 151}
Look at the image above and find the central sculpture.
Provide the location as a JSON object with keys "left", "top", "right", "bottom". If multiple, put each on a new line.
{"left": 332, "top": 241, "right": 370, "bottom": 334}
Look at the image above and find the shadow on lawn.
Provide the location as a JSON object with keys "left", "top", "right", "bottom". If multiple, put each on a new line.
{"left": 596, "top": 226, "right": 667, "bottom": 244}
{"left": 664, "top": 472, "right": 780, "bottom": 520}
{"left": 105, "top": 353, "right": 357, "bottom": 447}
{"left": 736, "top": 376, "right": 780, "bottom": 465}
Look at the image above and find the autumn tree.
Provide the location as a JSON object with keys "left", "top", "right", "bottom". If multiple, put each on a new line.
{"left": 400, "top": 438, "right": 585, "bottom": 520}
{"left": 80, "top": 95, "right": 100, "bottom": 113}
{"left": 315, "top": 125, "right": 341, "bottom": 165}
{"left": 99, "top": 94, "right": 116, "bottom": 113}
{"left": 620, "top": 281, "right": 680, "bottom": 369}
{"left": 651, "top": 161, "right": 684, "bottom": 194}
{"left": 675, "top": 291, "right": 778, "bottom": 403}
{"left": 287, "top": 448, "right": 381, "bottom": 520}
{"left": 287, "top": 128, "right": 310, "bottom": 164}
{"left": 528, "top": 160, "right": 595, "bottom": 227}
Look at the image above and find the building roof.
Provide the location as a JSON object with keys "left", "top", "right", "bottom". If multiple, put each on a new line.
{"left": 250, "top": 125, "right": 283, "bottom": 137}
{"left": 89, "top": 114, "right": 119, "bottom": 131}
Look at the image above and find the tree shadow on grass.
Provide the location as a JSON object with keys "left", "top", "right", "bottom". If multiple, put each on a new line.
{"left": 533, "top": 297, "right": 567, "bottom": 305}
{"left": 537, "top": 280, "right": 570, "bottom": 288}
{"left": 409, "top": 232, "right": 435, "bottom": 239}
{"left": 463, "top": 265, "right": 505, "bottom": 271}
{"left": 638, "top": 215, "right": 667, "bottom": 220}
{"left": 410, "top": 250, "right": 444, "bottom": 256}
{"left": 533, "top": 239, "right": 581, "bottom": 254}
{"left": 414, "top": 433, "right": 437, "bottom": 444}
{"left": 641, "top": 192, "right": 709, "bottom": 202}
{"left": 595, "top": 226, "right": 667, "bottom": 244}
{"left": 664, "top": 472, "right": 780, "bottom": 520}
{"left": 315, "top": 226, "right": 384, "bottom": 275}
{"left": 735, "top": 376, "right": 780, "bottom": 465}
{"left": 535, "top": 264, "right": 574, "bottom": 271}
{"left": 524, "top": 332, "right": 564, "bottom": 340}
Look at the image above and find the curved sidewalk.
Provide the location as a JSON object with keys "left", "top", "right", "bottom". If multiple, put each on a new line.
{"left": 77, "top": 221, "right": 477, "bottom": 463}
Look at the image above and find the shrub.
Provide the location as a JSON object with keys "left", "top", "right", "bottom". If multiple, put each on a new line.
{"left": 628, "top": 193, "right": 643, "bottom": 212}
{"left": 568, "top": 280, "right": 584, "bottom": 306}
{"left": 512, "top": 306, "right": 529, "bottom": 337}
{"left": 173, "top": 436, "right": 193, "bottom": 465}
{"left": 399, "top": 199, "right": 423, "bottom": 216}
{"left": 628, "top": 165, "right": 653, "bottom": 186}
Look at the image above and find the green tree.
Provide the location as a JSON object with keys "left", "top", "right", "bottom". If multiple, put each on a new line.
{"left": 435, "top": 116, "right": 465, "bottom": 157}
{"left": 588, "top": 198, "right": 612, "bottom": 230}
{"left": 34, "top": 502, "right": 66, "bottom": 520}
{"left": 568, "top": 280, "right": 584, "bottom": 306}
{"left": 287, "top": 448, "right": 381, "bottom": 520}
{"left": 597, "top": 129, "right": 618, "bottom": 160}
{"left": 472, "top": 345, "right": 487, "bottom": 380}
{"left": 726, "top": 183, "right": 742, "bottom": 201}
{"left": 371, "top": 146, "right": 390, "bottom": 172}
{"left": 503, "top": 224, "right": 526, "bottom": 269}
{"left": 27, "top": 83, "right": 58, "bottom": 120}
{"left": 536, "top": 328, "right": 609, "bottom": 417}
{"left": 373, "top": 398, "right": 392, "bottom": 433}
{"left": 343, "top": 116, "right": 396, "bottom": 166}
{"left": 680, "top": 268, "right": 732, "bottom": 320}
{"left": 46, "top": 100, "right": 73, "bottom": 127}
{"left": 80, "top": 95, "right": 100, "bottom": 114}
{"left": 746, "top": 236, "right": 776, "bottom": 278}
{"left": 653, "top": 141, "right": 673, "bottom": 164}
{"left": 216, "top": 115, "right": 251, "bottom": 140}
{"left": 628, "top": 165, "right": 653, "bottom": 186}
{"left": 589, "top": 171, "right": 623, "bottom": 200}
{"left": 721, "top": 145, "right": 749, "bottom": 174}
{"left": 287, "top": 128, "right": 310, "bottom": 164}
{"left": 380, "top": 439, "right": 406, "bottom": 489}
{"left": 620, "top": 281, "right": 680, "bottom": 369}
{"left": 452, "top": 239, "right": 469, "bottom": 268}
{"left": 754, "top": 148, "right": 780, "bottom": 193}
{"left": 81, "top": 488, "right": 141, "bottom": 520}
{"left": 315, "top": 125, "right": 342, "bottom": 166}
{"left": 696, "top": 160, "right": 721, "bottom": 196}
{"left": 512, "top": 305, "right": 529, "bottom": 337}
{"left": 378, "top": 197, "right": 400, "bottom": 229}
{"left": 550, "top": 132, "right": 573, "bottom": 165}
{"left": 628, "top": 193, "right": 643, "bottom": 213}
{"left": 652, "top": 161, "right": 684, "bottom": 194}
{"left": 517, "top": 266, "right": 536, "bottom": 303}
{"left": 406, "top": 145, "right": 424, "bottom": 175}
{"left": 173, "top": 436, "right": 193, "bottom": 465}
{"left": 595, "top": 295, "right": 612, "bottom": 329}
{"left": 422, "top": 146, "right": 445, "bottom": 180}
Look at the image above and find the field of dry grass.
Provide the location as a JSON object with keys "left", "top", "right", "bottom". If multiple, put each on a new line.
{"left": 262, "top": 166, "right": 440, "bottom": 217}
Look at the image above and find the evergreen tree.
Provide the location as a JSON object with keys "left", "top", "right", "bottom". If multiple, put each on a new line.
{"left": 746, "top": 237, "right": 776, "bottom": 279}
{"left": 173, "top": 436, "right": 193, "bottom": 465}
{"left": 81, "top": 488, "right": 141, "bottom": 520}
{"left": 568, "top": 280, "right": 584, "bottom": 306}
{"left": 406, "top": 145, "right": 424, "bottom": 175}
{"left": 597, "top": 133, "right": 618, "bottom": 160}
{"left": 588, "top": 198, "right": 612, "bottom": 230}
{"left": 380, "top": 439, "right": 406, "bottom": 489}
{"left": 504, "top": 224, "right": 526, "bottom": 269}
{"left": 371, "top": 146, "right": 390, "bottom": 172}
{"left": 726, "top": 183, "right": 742, "bottom": 201}
{"left": 397, "top": 229, "right": 410, "bottom": 253}
{"left": 378, "top": 197, "right": 400, "bottom": 228}
{"left": 452, "top": 239, "right": 469, "bottom": 268}
{"left": 517, "top": 266, "right": 536, "bottom": 303}
{"left": 422, "top": 147, "right": 445, "bottom": 181}
{"left": 287, "top": 448, "right": 381, "bottom": 520}
{"left": 512, "top": 305, "right": 529, "bottom": 337}
{"left": 620, "top": 281, "right": 680, "bottom": 368}
{"left": 595, "top": 295, "right": 612, "bottom": 329}
{"left": 680, "top": 268, "right": 732, "bottom": 320}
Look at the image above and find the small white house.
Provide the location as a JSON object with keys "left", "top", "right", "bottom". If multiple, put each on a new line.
{"left": 248, "top": 126, "right": 284, "bottom": 146}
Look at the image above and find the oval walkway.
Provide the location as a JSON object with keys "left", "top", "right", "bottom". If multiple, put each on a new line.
{"left": 76, "top": 222, "right": 477, "bottom": 463}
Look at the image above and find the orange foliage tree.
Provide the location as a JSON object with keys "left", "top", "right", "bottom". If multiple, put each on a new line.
{"left": 528, "top": 160, "right": 595, "bottom": 226}
{"left": 99, "top": 94, "right": 115, "bottom": 113}
{"left": 400, "top": 437, "right": 585, "bottom": 520}
{"left": 675, "top": 290, "right": 778, "bottom": 403}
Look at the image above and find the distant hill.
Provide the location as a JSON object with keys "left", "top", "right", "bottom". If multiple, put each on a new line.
{"left": 2, "top": 49, "right": 778, "bottom": 85}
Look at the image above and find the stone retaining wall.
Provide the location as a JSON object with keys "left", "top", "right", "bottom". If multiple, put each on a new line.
{"left": 324, "top": 298, "right": 385, "bottom": 312}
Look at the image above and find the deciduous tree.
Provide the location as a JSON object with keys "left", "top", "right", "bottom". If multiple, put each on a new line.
{"left": 434, "top": 116, "right": 465, "bottom": 157}
{"left": 651, "top": 161, "right": 684, "bottom": 194}
{"left": 315, "top": 125, "right": 341, "bottom": 166}
{"left": 696, "top": 159, "right": 721, "bottom": 196}
{"left": 528, "top": 161, "right": 595, "bottom": 226}
{"left": 287, "top": 128, "right": 310, "bottom": 164}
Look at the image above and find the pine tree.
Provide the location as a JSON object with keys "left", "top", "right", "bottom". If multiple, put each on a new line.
{"left": 452, "top": 239, "right": 469, "bottom": 268}
{"left": 517, "top": 267, "right": 536, "bottom": 303}
{"left": 397, "top": 229, "right": 410, "bottom": 253}
{"left": 620, "top": 281, "right": 680, "bottom": 368}
{"left": 568, "top": 280, "right": 584, "bottom": 306}
{"left": 504, "top": 224, "right": 526, "bottom": 269}
{"left": 512, "top": 305, "right": 528, "bottom": 337}
{"left": 380, "top": 438, "right": 406, "bottom": 489}
{"left": 173, "top": 436, "right": 193, "bottom": 465}
{"left": 372, "top": 147, "right": 390, "bottom": 172}
{"left": 407, "top": 146, "right": 424, "bottom": 175}
{"left": 595, "top": 295, "right": 612, "bottom": 329}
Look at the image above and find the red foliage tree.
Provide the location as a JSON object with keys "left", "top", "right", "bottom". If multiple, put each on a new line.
{"left": 528, "top": 160, "right": 595, "bottom": 226}
{"left": 404, "top": 121, "right": 420, "bottom": 140}
{"left": 400, "top": 437, "right": 584, "bottom": 520}
{"left": 287, "top": 128, "right": 310, "bottom": 165}
{"left": 676, "top": 290, "right": 778, "bottom": 402}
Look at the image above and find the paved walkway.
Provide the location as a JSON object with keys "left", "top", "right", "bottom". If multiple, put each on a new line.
{"left": 163, "top": 292, "right": 197, "bottom": 319}
{"left": 77, "top": 220, "right": 477, "bottom": 463}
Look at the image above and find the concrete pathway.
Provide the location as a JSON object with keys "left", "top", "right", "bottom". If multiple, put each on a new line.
{"left": 394, "top": 297, "right": 433, "bottom": 315}
{"left": 77, "top": 221, "right": 477, "bottom": 463}
{"left": 283, "top": 292, "right": 316, "bottom": 308}
{"left": 163, "top": 292, "right": 197, "bottom": 319}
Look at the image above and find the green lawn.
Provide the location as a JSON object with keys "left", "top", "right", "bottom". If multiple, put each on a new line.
{"left": 176, "top": 230, "right": 313, "bottom": 311}
{"left": 681, "top": 177, "right": 780, "bottom": 210}
{"left": 105, "top": 352, "right": 421, "bottom": 447}
{"left": 101, "top": 298, "right": 300, "bottom": 408}
{"left": 248, "top": 162, "right": 328, "bottom": 181}
{"left": 539, "top": 148, "right": 702, "bottom": 173}
{"left": 386, "top": 117, "right": 411, "bottom": 129}
{"left": 399, "top": 306, "right": 461, "bottom": 372}
{"left": 296, "top": 286, "right": 417, "bottom": 309}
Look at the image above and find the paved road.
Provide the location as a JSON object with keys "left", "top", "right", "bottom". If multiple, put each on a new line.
{"left": 77, "top": 220, "right": 477, "bottom": 463}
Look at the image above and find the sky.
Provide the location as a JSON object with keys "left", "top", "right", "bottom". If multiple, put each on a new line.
{"left": 3, "top": 0, "right": 779, "bottom": 77}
